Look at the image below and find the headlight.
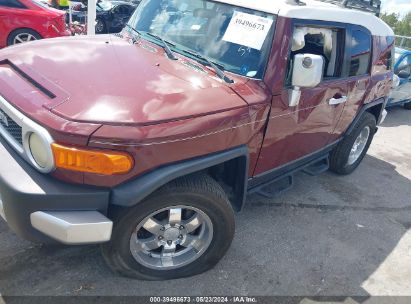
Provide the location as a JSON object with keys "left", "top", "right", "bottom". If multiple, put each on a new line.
{"left": 29, "top": 132, "right": 50, "bottom": 168}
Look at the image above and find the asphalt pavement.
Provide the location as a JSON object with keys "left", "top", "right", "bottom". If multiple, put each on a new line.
{"left": 0, "top": 106, "right": 410, "bottom": 298}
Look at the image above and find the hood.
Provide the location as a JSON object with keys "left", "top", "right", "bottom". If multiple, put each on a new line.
{"left": 0, "top": 35, "right": 248, "bottom": 126}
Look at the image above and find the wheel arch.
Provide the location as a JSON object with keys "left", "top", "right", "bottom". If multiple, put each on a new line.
{"left": 345, "top": 98, "right": 386, "bottom": 135}
{"left": 366, "top": 101, "right": 384, "bottom": 124}
{"left": 7, "top": 28, "right": 42, "bottom": 45}
{"left": 110, "top": 145, "right": 249, "bottom": 212}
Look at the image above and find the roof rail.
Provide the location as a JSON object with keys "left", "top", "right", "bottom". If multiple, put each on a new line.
{"left": 315, "top": 0, "right": 381, "bottom": 16}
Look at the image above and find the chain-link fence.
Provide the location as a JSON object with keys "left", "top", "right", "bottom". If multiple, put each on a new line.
{"left": 396, "top": 35, "right": 411, "bottom": 50}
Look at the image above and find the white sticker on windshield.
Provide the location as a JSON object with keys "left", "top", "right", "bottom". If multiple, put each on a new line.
{"left": 222, "top": 12, "right": 273, "bottom": 50}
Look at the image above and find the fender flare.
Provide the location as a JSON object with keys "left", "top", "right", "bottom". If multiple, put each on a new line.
{"left": 345, "top": 97, "right": 386, "bottom": 135}
{"left": 110, "top": 145, "right": 249, "bottom": 211}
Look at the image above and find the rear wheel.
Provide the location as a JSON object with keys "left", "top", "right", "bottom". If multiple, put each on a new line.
{"left": 101, "top": 175, "right": 235, "bottom": 280}
{"left": 329, "top": 112, "right": 376, "bottom": 175}
{"left": 95, "top": 18, "right": 107, "bottom": 34}
{"left": 404, "top": 101, "right": 411, "bottom": 110}
{"left": 8, "top": 29, "right": 41, "bottom": 46}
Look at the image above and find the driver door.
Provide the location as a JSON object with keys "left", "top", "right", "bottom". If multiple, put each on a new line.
{"left": 254, "top": 22, "right": 348, "bottom": 175}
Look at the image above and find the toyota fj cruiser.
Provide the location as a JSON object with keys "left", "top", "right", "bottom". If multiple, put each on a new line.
{"left": 0, "top": 0, "right": 394, "bottom": 280}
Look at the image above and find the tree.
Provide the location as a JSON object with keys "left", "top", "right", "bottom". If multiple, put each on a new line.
{"left": 381, "top": 12, "right": 411, "bottom": 49}
{"left": 381, "top": 12, "right": 411, "bottom": 36}
{"left": 381, "top": 12, "right": 399, "bottom": 30}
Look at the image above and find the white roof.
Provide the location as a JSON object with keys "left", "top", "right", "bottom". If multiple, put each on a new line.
{"left": 213, "top": 0, "right": 394, "bottom": 37}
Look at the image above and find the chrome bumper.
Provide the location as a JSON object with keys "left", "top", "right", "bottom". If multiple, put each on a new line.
{"left": 30, "top": 211, "right": 113, "bottom": 244}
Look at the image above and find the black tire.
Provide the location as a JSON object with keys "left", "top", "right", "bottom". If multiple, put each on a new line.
{"left": 329, "top": 112, "right": 376, "bottom": 175}
{"left": 95, "top": 18, "right": 107, "bottom": 34}
{"left": 101, "top": 174, "right": 235, "bottom": 280}
{"left": 7, "top": 29, "right": 41, "bottom": 46}
{"left": 404, "top": 101, "right": 411, "bottom": 110}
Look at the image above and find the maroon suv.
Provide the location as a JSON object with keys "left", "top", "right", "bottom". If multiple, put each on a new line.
{"left": 0, "top": 0, "right": 394, "bottom": 280}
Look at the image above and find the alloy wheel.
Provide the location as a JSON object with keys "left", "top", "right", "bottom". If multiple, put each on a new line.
{"left": 129, "top": 205, "right": 213, "bottom": 270}
{"left": 96, "top": 20, "right": 105, "bottom": 33}
{"left": 13, "top": 33, "right": 38, "bottom": 44}
{"left": 347, "top": 126, "right": 370, "bottom": 165}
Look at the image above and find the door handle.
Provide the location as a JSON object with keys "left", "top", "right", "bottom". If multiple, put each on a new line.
{"left": 329, "top": 95, "right": 348, "bottom": 105}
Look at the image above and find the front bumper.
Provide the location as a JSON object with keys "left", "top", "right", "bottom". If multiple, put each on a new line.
{"left": 0, "top": 137, "right": 112, "bottom": 244}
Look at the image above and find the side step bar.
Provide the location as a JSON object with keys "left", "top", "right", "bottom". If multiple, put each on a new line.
{"left": 303, "top": 157, "right": 330, "bottom": 176}
{"left": 30, "top": 211, "right": 113, "bottom": 244}
{"left": 250, "top": 156, "right": 330, "bottom": 199}
{"left": 254, "top": 175, "right": 294, "bottom": 199}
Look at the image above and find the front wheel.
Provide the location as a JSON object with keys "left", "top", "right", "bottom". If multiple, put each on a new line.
{"left": 404, "top": 101, "right": 411, "bottom": 110}
{"left": 329, "top": 112, "right": 376, "bottom": 175}
{"left": 95, "top": 18, "right": 107, "bottom": 34}
{"left": 101, "top": 175, "right": 235, "bottom": 280}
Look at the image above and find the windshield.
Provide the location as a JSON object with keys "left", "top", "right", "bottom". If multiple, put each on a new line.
{"left": 97, "top": 0, "right": 113, "bottom": 11}
{"left": 127, "top": 0, "right": 276, "bottom": 79}
{"left": 32, "top": 0, "right": 49, "bottom": 8}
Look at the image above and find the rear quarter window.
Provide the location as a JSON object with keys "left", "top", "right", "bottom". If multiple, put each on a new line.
{"left": 373, "top": 35, "right": 395, "bottom": 74}
{"left": 349, "top": 29, "right": 371, "bottom": 76}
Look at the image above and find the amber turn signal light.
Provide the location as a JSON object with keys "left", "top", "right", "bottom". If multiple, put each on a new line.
{"left": 51, "top": 143, "right": 134, "bottom": 175}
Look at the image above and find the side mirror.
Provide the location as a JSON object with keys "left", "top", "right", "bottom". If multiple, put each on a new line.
{"left": 397, "top": 69, "right": 411, "bottom": 79}
{"left": 289, "top": 54, "right": 324, "bottom": 107}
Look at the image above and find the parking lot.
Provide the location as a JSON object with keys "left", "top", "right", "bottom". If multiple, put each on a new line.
{"left": 0, "top": 106, "right": 410, "bottom": 297}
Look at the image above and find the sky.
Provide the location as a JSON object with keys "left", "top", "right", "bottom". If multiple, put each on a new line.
{"left": 381, "top": 0, "right": 411, "bottom": 16}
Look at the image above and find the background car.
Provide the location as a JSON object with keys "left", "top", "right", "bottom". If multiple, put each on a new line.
{"left": 69, "top": 0, "right": 137, "bottom": 34}
{"left": 0, "top": 0, "right": 70, "bottom": 48}
{"left": 387, "top": 47, "right": 411, "bottom": 109}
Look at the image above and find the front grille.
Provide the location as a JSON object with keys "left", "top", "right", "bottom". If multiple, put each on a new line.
{"left": 0, "top": 108, "right": 22, "bottom": 145}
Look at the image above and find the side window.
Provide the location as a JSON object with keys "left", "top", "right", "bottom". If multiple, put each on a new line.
{"left": 349, "top": 29, "right": 371, "bottom": 77}
{"left": 288, "top": 26, "right": 345, "bottom": 84}
{"left": 119, "top": 6, "right": 127, "bottom": 14}
{"left": 127, "top": 6, "right": 135, "bottom": 14}
{"left": 113, "top": 5, "right": 121, "bottom": 14}
{"left": 123, "top": 6, "right": 132, "bottom": 14}
{"left": 0, "top": 0, "right": 26, "bottom": 8}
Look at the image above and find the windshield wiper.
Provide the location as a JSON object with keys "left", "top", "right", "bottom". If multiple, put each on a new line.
{"left": 125, "top": 24, "right": 141, "bottom": 43}
{"left": 126, "top": 24, "right": 141, "bottom": 36}
{"left": 143, "top": 32, "right": 178, "bottom": 60}
{"left": 182, "top": 49, "right": 234, "bottom": 84}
